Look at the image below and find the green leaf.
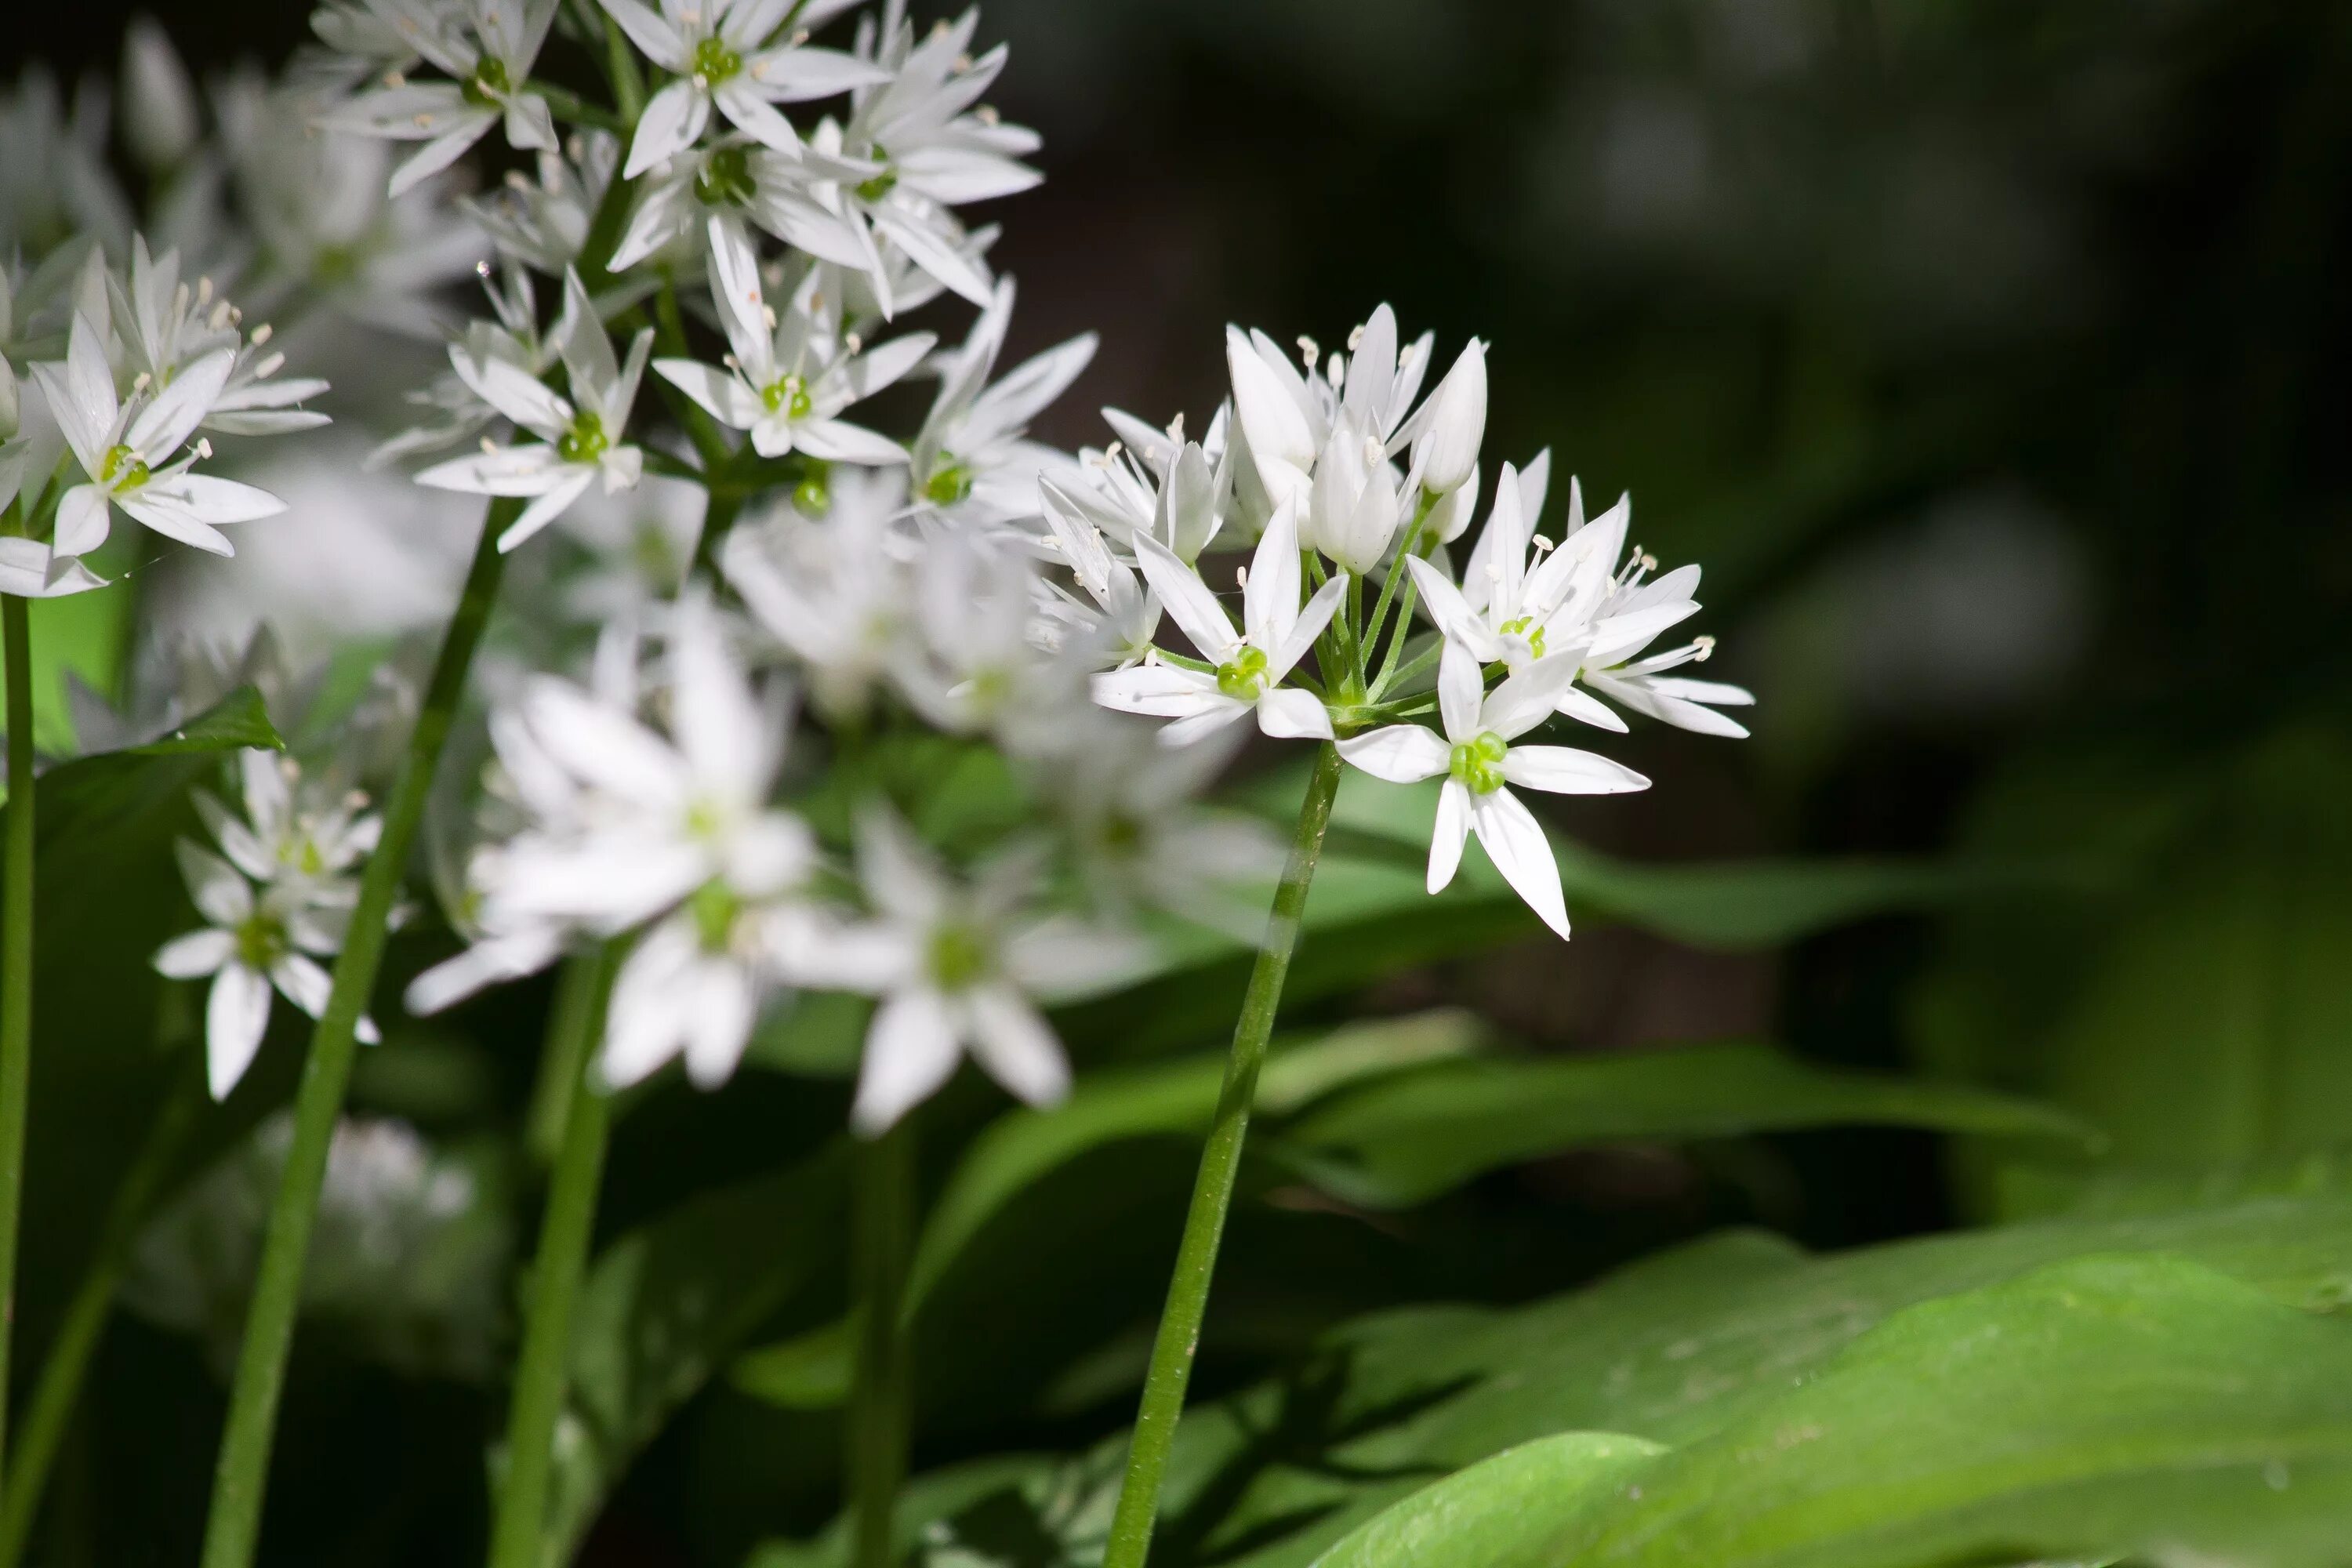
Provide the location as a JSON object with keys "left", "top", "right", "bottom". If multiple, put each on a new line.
{"left": 127, "top": 684, "right": 284, "bottom": 754}
{"left": 1549, "top": 1255, "right": 2352, "bottom": 1567}
{"left": 1305, "top": 1432, "right": 1664, "bottom": 1568}
{"left": 543, "top": 1145, "right": 850, "bottom": 1564}
{"left": 729, "top": 1313, "right": 855, "bottom": 1410}
{"left": 1280, "top": 1043, "right": 2098, "bottom": 1207}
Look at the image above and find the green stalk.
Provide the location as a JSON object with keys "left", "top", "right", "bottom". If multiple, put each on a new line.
{"left": 846, "top": 1120, "right": 916, "bottom": 1568}
{"left": 0, "top": 593, "right": 35, "bottom": 1485}
{"left": 1361, "top": 493, "right": 1439, "bottom": 699}
{"left": 198, "top": 499, "right": 520, "bottom": 1568}
{"left": 0, "top": 1059, "right": 204, "bottom": 1568}
{"left": 485, "top": 948, "right": 618, "bottom": 1568}
{"left": 691, "top": 491, "right": 746, "bottom": 579}
{"left": 1099, "top": 741, "right": 1343, "bottom": 1568}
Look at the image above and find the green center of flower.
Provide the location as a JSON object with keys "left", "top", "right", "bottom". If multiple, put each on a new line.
{"left": 695, "top": 145, "right": 756, "bottom": 207}
{"left": 792, "top": 465, "right": 832, "bottom": 517}
{"left": 1448, "top": 730, "right": 1509, "bottom": 794}
{"left": 463, "top": 54, "right": 513, "bottom": 107}
{"left": 689, "top": 879, "right": 741, "bottom": 952}
{"left": 927, "top": 924, "right": 990, "bottom": 990}
{"left": 1214, "top": 644, "right": 1270, "bottom": 702}
{"left": 920, "top": 461, "right": 973, "bottom": 506}
{"left": 1498, "top": 615, "right": 1545, "bottom": 660}
{"left": 854, "top": 168, "right": 898, "bottom": 204}
{"left": 762, "top": 375, "right": 812, "bottom": 419}
{"left": 99, "top": 442, "right": 150, "bottom": 492}
{"left": 1101, "top": 812, "right": 1143, "bottom": 857}
{"left": 234, "top": 912, "right": 288, "bottom": 974}
{"left": 558, "top": 408, "right": 609, "bottom": 463}
{"left": 691, "top": 34, "right": 742, "bottom": 83}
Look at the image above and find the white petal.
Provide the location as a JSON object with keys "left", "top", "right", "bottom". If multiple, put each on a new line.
{"left": 670, "top": 596, "right": 768, "bottom": 798}
{"left": 1500, "top": 745, "right": 1650, "bottom": 796}
{"left": 496, "top": 467, "right": 598, "bottom": 550}
{"left": 522, "top": 677, "right": 690, "bottom": 808}
{"left": 53, "top": 485, "right": 111, "bottom": 556}
{"left": 1242, "top": 494, "right": 1305, "bottom": 655}
{"left": 1226, "top": 325, "right": 1316, "bottom": 474}
{"left": 1470, "top": 787, "right": 1570, "bottom": 940}
{"left": 962, "top": 984, "right": 1069, "bottom": 1108}
{"left": 683, "top": 957, "right": 759, "bottom": 1088}
{"left": 1428, "top": 778, "right": 1471, "bottom": 894}
{"left": 270, "top": 953, "right": 336, "bottom": 1018}
{"left": 789, "top": 418, "right": 908, "bottom": 466}
{"left": 452, "top": 350, "right": 571, "bottom": 437}
{"left": 1266, "top": 572, "right": 1345, "bottom": 684}
{"left": 1128, "top": 530, "right": 1236, "bottom": 660}
{"left": 850, "top": 988, "right": 962, "bottom": 1134}
{"left": 599, "top": 923, "right": 694, "bottom": 1087}
{"left": 855, "top": 808, "right": 948, "bottom": 925}
{"left": 779, "top": 917, "right": 918, "bottom": 993}
{"left": 1159, "top": 704, "right": 1252, "bottom": 748}
{"left": 1403, "top": 554, "right": 1503, "bottom": 662}
{"left": 703, "top": 213, "right": 771, "bottom": 372}
{"left": 1483, "top": 652, "right": 1584, "bottom": 740}
{"left": 739, "top": 45, "right": 890, "bottom": 101}
{"left": 152, "top": 474, "right": 287, "bottom": 524}
{"left": 653, "top": 359, "right": 761, "bottom": 429}
{"left": 597, "top": 0, "right": 686, "bottom": 68}
{"left": 1337, "top": 724, "right": 1450, "bottom": 784}
{"left": 623, "top": 80, "right": 708, "bottom": 180}
{"left": 713, "top": 82, "right": 804, "bottom": 154}
{"left": 1437, "top": 640, "right": 1483, "bottom": 742}
{"left": 1254, "top": 687, "right": 1333, "bottom": 740}
{"left": 33, "top": 315, "right": 117, "bottom": 474}
{"left": 1555, "top": 684, "right": 1630, "bottom": 733}
{"left": 154, "top": 927, "right": 234, "bottom": 979}
{"left": 127, "top": 350, "right": 234, "bottom": 461}
{"left": 115, "top": 494, "right": 233, "bottom": 556}
{"left": 206, "top": 966, "right": 273, "bottom": 1099}
{"left": 387, "top": 120, "right": 495, "bottom": 198}
{"left": 1091, "top": 665, "right": 1226, "bottom": 720}
{"left": 416, "top": 444, "right": 567, "bottom": 498}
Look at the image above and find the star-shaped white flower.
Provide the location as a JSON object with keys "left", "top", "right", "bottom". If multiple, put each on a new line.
{"left": 787, "top": 808, "right": 1142, "bottom": 1134}
{"left": 654, "top": 216, "right": 932, "bottom": 463}
{"left": 320, "top": 0, "right": 562, "bottom": 195}
{"left": 1091, "top": 495, "right": 1345, "bottom": 746}
{"left": 907, "top": 278, "right": 1095, "bottom": 529}
{"left": 607, "top": 136, "right": 871, "bottom": 273}
{"left": 599, "top": 0, "right": 887, "bottom": 177}
{"left": 416, "top": 270, "right": 652, "bottom": 551}
{"left": 31, "top": 310, "right": 287, "bottom": 561}
{"left": 1337, "top": 642, "right": 1649, "bottom": 938}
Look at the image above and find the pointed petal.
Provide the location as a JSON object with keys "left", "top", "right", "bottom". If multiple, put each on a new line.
{"left": 1337, "top": 724, "right": 1450, "bottom": 783}
{"left": 850, "top": 988, "right": 961, "bottom": 1134}
{"left": 1428, "top": 778, "right": 1471, "bottom": 894}
{"left": 1254, "top": 687, "right": 1332, "bottom": 740}
{"left": 1129, "top": 529, "right": 1237, "bottom": 659}
{"left": 1500, "top": 745, "right": 1650, "bottom": 796}
{"left": 624, "top": 79, "right": 708, "bottom": 179}
{"left": 206, "top": 966, "right": 273, "bottom": 1099}
{"left": 1437, "top": 639, "right": 1483, "bottom": 742}
{"left": 1471, "top": 787, "right": 1570, "bottom": 939}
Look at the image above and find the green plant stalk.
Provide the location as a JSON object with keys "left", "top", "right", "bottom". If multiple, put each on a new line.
{"left": 1362, "top": 493, "right": 1439, "bottom": 698}
{"left": 1099, "top": 740, "right": 1345, "bottom": 1568}
{"left": 198, "top": 499, "right": 521, "bottom": 1568}
{"left": 0, "top": 1060, "right": 204, "bottom": 1568}
{"left": 847, "top": 1119, "right": 916, "bottom": 1568}
{"left": 0, "top": 592, "right": 34, "bottom": 1486}
{"left": 521, "top": 953, "right": 603, "bottom": 1170}
{"left": 486, "top": 947, "right": 618, "bottom": 1568}
{"left": 691, "top": 492, "right": 746, "bottom": 579}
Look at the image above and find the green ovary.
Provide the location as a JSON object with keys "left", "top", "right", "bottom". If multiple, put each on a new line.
{"left": 762, "top": 376, "right": 813, "bottom": 419}
{"left": 1448, "top": 730, "right": 1509, "bottom": 794}
{"left": 927, "top": 924, "right": 990, "bottom": 990}
{"left": 1498, "top": 615, "right": 1545, "bottom": 660}
{"left": 558, "top": 409, "right": 609, "bottom": 463}
{"left": 463, "top": 54, "right": 512, "bottom": 107}
{"left": 691, "top": 35, "right": 742, "bottom": 83}
{"left": 234, "top": 913, "right": 288, "bottom": 975}
{"left": 921, "top": 461, "right": 973, "bottom": 506}
{"left": 100, "top": 443, "right": 150, "bottom": 492}
{"left": 1214, "top": 644, "right": 1269, "bottom": 702}
{"left": 792, "top": 466, "right": 832, "bottom": 517}
{"left": 696, "top": 145, "right": 756, "bottom": 206}
{"left": 690, "top": 880, "right": 741, "bottom": 952}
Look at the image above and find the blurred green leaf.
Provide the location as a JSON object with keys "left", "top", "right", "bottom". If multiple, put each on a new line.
{"left": 1306, "top": 1432, "right": 1663, "bottom": 1568}
{"left": 126, "top": 684, "right": 283, "bottom": 754}
{"left": 730, "top": 1314, "right": 855, "bottom": 1410}
{"left": 1280, "top": 1043, "right": 2098, "bottom": 1208}
{"left": 1545, "top": 1255, "right": 2352, "bottom": 1567}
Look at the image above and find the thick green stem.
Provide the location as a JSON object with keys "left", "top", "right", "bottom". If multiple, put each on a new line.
{"left": 691, "top": 491, "right": 746, "bottom": 580}
{"left": 846, "top": 1120, "right": 916, "bottom": 1568}
{"left": 0, "top": 594, "right": 34, "bottom": 1486}
{"left": 0, "top": 1059, "right": 203, "bottom": 1568}
{"left": 199, "top": 499, "right": 519, "bottom": 1568}
{"left": 1100, "top": 742, "right": 1343, "bottom": 1568}
{"left": 486, "top": 948, "right": 617, "bottom": 1568}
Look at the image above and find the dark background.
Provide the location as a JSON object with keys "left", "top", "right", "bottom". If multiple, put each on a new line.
{"left": 12, "top": 1, "right": 2352, "bottom": 1563}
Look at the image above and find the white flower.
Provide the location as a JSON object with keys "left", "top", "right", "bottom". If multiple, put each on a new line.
{"left": 107, "top": 238, "right": 332, "bottom": 437}
{"left": 320, "top": 0, "right": 562, "bottom": 196}
{"left": 654, "top": 216, "right": 932, "bottom": 463}
{"left": 1090, "top": 496, "right": 1345, "bottom": 746}
{"left": 1035, "top": 476, "right": 1160, "bottom": 670}
{"left": 1048, "top": 723, "right": 1281, "bottom": 936}
{"left": 608, "top": 135, "right": 872, "bottom": 274}
{"left": 720, "top": 470, "right": 911, "bottom": 720}
{"left": 0, "top": 540, "right": 106, "bottom": 600}
{"left": 470, "top": 135, "right": 621, "bottom": 274}
{"left": 1305, "top": 410, "right": 1402, "bottom": 575}
{"left": 1221, "top": 307, "right": 1438, "bottom": 510}
{"left": 1336, "top": 641, "right": 1649, "bottom": 939}
{"left": 372, "top": 260, "right": 564, "bottom": 467}
{"left": 417, "top": 270, "right": 652, "bottom": 552}
{"left": 122, "top": 18, "right": 201, "bottom": 173}
{"left": 790, "top": 808, "right": 1141, "bottom": 1134}
{"left": 1406, "top": 338, "right": 1486, "bottom": 496}
{"left": 908, "top": 278, "right": 1094, "bottom": 530}
{"left": 31, "top": 310, "right": 288, "bottom": 561}
{"left": 599, "top": 0, "right": 887, "bottom": 177}
{"left": 1573, "top": 539, "right": 1754, "bottom": 736}
{"left": 155, "top": 755, "right": 382, "bottom": 1100}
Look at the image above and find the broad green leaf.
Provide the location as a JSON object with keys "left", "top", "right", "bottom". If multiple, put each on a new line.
{"left": 543, "top": 1145, "right": 850, "bottom": 1565}
{"left": 1306, "top": 1432, "right": 1664, "bottom": 1568}
{"left": 1551, "top": 1256, "right": 2352, "bottom": 1567}
{"left": 126, "top": 684, "right": 285, "bottom": 754}
{"left": 730, "top": 1313, "right": 855, "bottom": 1410}
{"left": 1281, "top": 1043, "right": 2097, "bottom": 1207}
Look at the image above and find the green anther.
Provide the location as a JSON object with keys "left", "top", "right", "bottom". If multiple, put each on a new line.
{"left": 1447, "top": 730, "right": 1509, "bottom": 794}
{"left": 761, "top": 376, "right": 812, "bottom": 419}
{"left": 792, "top": 466, "right": 832, "bottom": 517}
{"left": 1499, "top": 615, "right": 1545, "bottom": 660}
{"left": 691, "top": 34, "right": 742, "bottom": 82}
{"left": 696, "top": 144, "right": 756, "bottom": 207}
{"left": 558, "top": 409, "right": 609, "bottom": 464}
{"left": 1214, "top": 644, "right": 1270, "bottom": 702}
{"left": 234, "top": 913, "right": 288, "bottom": 974}
{"left": 689, "top": 880, "right": 741, "bottom": 952}
{"left": 927, "top": 924, "right": 990, "bottom": 990}
{"left": 463, "top": 54, "right": 512, "bottom": 107}
{"left": 921, "top": 461, "right": 973, "bottom": 506}
{"left": 99, "top": 443, "right": 150, "bottom": 491}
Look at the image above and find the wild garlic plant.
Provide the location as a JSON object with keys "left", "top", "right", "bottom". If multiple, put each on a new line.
{"left": 0, "top": 6, "right": 1750, "bottom": 1568}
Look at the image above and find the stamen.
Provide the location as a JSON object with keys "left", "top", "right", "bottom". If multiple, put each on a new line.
{"left": 250, "top": 323, "right": 273, "bottom": 347}
{"left": 196, "top": 276, "right": 214, "bottom": 306}
{"left": 1530, "top": 534, "right": 1555, "bottom": 554}
{"left": 844, "top": 332, "right": 862, "bottom": 354}
{"left": 481, "top": 436, "right": 497, "bottom": 453}
{"left": 1296, "top": 335, "right": 1319, "bottom": 370}
{"left": 254, "top": 352, "right": 285, "bottom": 379}
{"left": 1347, "top": 322, "right": 1366, "bottom": 350}
{"left": 130, "top": 371, "right": 152, "bottom": 394}
{"left": 383, "top": 69, "right": 405, "bottom": 88}
{"left": 476, "top": 259, "right": 494, "bottom": 281}
{"left": 1167, "top": 411, "right": 1185, "bottom": 443}
{"left": 1235, "top": 564, "right": 1250, "bottom": 589}
{"left": 1693, "top": 635, "right": 1715, "bottom": 662}
{"left": 975, "top": 105, "right": 999, "bottom": 126}
{"left": 506, "top": 169, "right": 532, "bottom": 190}
{"left": 195, "top": 437, "right": 214, "bottom": 459}
{"left": 761, "top": 303, "right": 779, "bottom": 329}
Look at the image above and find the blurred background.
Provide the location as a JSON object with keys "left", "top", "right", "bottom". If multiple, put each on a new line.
{"left": 10, "top": 0, "right": 2352, "bottom": 1562}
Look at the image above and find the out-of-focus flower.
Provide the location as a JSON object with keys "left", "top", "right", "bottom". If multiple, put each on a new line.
{"left": 599, "top": 0, "right": 886, "bottom": 177}
{"left": 320, "top": 0, "right": 562, "bottom": 197}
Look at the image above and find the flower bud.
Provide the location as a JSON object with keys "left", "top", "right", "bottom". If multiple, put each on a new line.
{"left": 1424, "top": 462, "right": 1479, "bottom": 546}
{"left": 122, "top": 17, "right": 200, "bottom": 173}
{"left": 1411, "top": 338, "right": 1486, "bottom": 496}
{"left": 1306, "top": 415, "right": 1401, "bottom": 575}
{"left": 1225, "top": 327, "right": 1313, "bottom": 504}
{"left": 1157, "top": 440, "right": 1220, "bottom": 561}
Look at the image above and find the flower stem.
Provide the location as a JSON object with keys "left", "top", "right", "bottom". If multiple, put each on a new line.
{"left": 486, "top": 946, "right": 618, "bottom": 1568}
{"left": 1099, "top": 740, "right": 1343, "bottom": 1568}
{"left": 198, "top": 499, "right": 520, "bottom": 1568}
{"left": 0, "top": 593, "right": 36, "bottom": 1487}
{"left": 847, "top": 1118, "right": 916, "bottom": 1568}
{"left": 691, "top": 490, "right": 746, "bottom": 579}
{"left": 0, "top": 1057, "right": 203, "bottom": 1568}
